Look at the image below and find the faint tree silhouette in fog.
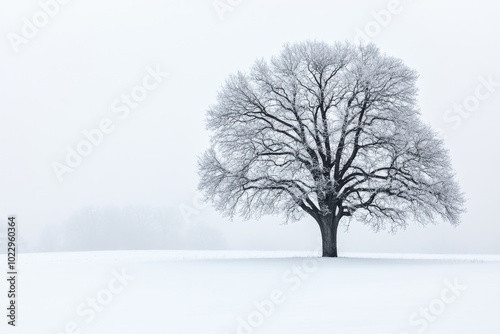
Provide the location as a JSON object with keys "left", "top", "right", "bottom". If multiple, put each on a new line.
{"left": 37, "top": 206, "right": 226, "bottom": 252}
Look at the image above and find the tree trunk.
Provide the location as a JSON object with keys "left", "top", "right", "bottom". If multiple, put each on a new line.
{"left": 318, "top": 214, "right": 340, "bottom": 257}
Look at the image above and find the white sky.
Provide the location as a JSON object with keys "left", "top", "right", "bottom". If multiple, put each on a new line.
{"left": 1, "top": 0, "right": 499, "bottom": 253}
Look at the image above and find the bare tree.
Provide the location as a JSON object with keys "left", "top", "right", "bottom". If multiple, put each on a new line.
{"left": 199, "top": 41, "right": 465, "bottom": 257}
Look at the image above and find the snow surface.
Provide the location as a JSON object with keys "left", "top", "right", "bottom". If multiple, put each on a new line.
{"left": 2, "top": 251, "right": 500, "bottom": 334}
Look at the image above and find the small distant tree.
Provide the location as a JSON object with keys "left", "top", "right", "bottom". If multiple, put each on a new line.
{"left": 199, "top": 41, "right": 465, "bottom": 257}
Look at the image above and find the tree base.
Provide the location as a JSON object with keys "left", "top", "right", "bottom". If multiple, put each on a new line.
{"left": 318, "top": 214, "right": 340, "bottom": 257}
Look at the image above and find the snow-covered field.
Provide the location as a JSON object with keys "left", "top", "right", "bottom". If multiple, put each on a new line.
{"left": 2, "top": 251, "right": 500, "bottom": 334}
